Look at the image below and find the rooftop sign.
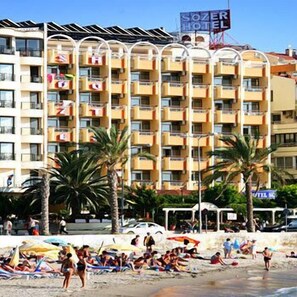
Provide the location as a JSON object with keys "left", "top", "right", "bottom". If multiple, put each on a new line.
{"left": 180, "top": 9, "right": 231, "bottom": 33}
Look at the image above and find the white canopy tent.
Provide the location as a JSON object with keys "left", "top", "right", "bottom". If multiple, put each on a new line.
{"left": 162, "top": 203, "right": 297, "bottom": 231}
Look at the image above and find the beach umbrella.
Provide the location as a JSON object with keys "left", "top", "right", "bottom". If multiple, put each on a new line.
{"left": 166, "top": 236, "right": 200, "bottom": 246}
{"left": 9, "top": 245, "right": 19, "bottom": 267}
{"left": 44, "top": 237, "right": 68, "bottom": 246}
{"left": 19, "top": 240, "right": 61, "bottom": 254}
{"left": 102, "top": 243, "right": 142, "bottom": 252}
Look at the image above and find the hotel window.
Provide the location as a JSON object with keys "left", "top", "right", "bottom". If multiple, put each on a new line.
{"left": 80, "top": 118, "right": 100, "bottom": 128}
{"left": 131, "top": 72, "right": 149, "bottom": 81}
{"left": 79, "top": 67, "right": 100, "bottom": 77}
{"left": 0, "top": 64, "right": 14, "bottom": 81}
{"left": 192, "top": 75, "right": 203, "bottom": 84}
{"left": 0, "top": 90, "right": 14, "bottom": 108}
{"left": 30, "top": 92, "right": 41, "bottom": 109}
{"left": 0, "top": 117, "right": 14, "bottom": 134}
{"left": 80, "top": 93, "right": 100, "bottom": 104}
{"left": 0, "top": 142, "right": 14, "bottom": 160}
{"left": 16, "top": 38, "right": 43, "bottom": 57}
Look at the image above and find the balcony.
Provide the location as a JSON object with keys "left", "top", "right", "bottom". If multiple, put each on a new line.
{"left": 131, "top": 131, "right": 157, "bottom": 145}
{"left": 272, "top": 121, "right": 297, "bottom": 134}
{"left": 192, "top": 134, "right": 212, "bottom": 147}
{"left": 0, "top": 100, "right": 14, "bottom": 108}
{"left": 162, "top": 107, "right": 186, "bottom": 121}
{"left": 244, "top": 63, "right": 267, "bottom": 77}
{"left": 192, "top": 59, "right": 209, "bottom": 73}
{"left": 21, "top": 102, "right": 43, "bottom": 110}
{"left": 0, "top": 46, "right": 15, "bottom": 55}
{"left": 47, "top": 75, "right": 75, "bottom": 91}
{"left": 214, "top": 134, "right": 234, "bottom": 147}
{"left": 0, "top": 126, "right": 14, "bottom": 134}
{"left": 21, "top": 127, "right": 43, "bottom": 136}
{"left": 48, "top": 101, "right": 74, "bottom": 117}
{"left": 192, "top": 108, "right": 209, "bottom": 123}
{"left": 132, "top": 156, "right": 154, "bottom": 170}
{"left": 215, "top": 109, "right": 238, "bottom": 124}
{"left": 192, "top": 84, "right": 210, "bottom": 98}
{"left": 162, "top": 56, "right": 187, "bottom": 72}
{"left": 80, "top": 76, "right": 106, "bottom": 92}
{"left": 244, "top": 111, "right": 265, "bottom": 125}
{"left": 0, "top": 153, "right": 15, "bottom": 161}
{"left": 244, "top": 87, "right": 266, "bottom": 101}
{"left": 80, "top": 102, "right": 105, "bottom": 117}
{"left": 21, "top": 154, "right": 43, "bottom": 162}
{"left": 215, "top": 60, "right": 239, "bottom": 76}
{"left": 80, "top": 52, "right": 106, "bottom": 66}
{"left": 162, "top": 132, "right": 187, "bottom": 146}
{"left": 111, "top": 105, "right": 127, "bottom": 120}
{"left": 48, "top": 127, "right": 74, "bottom": 142}
{"left": 162, "top": 157, "right": 185, "bottom": 171}
{"left": 162, "top": 82, "right": 188, "bottom": 97}
{"left": 111, "top": 53, "right": 126, "bottom": 68}
{"left": 111, "top": 80, "right": 127, "bottom": 94}
{"left": 47, "top": 49, "right": 73, "bottom": 65}
{"left": 131, "top": 55, "right": 158, "bottom": 71}
{"left": 131, "top": 81, "right": 158, "bottom": 96}
{"left": 162, "top": 181, "right": 185, "bottom": 191}
{"left": 132, "top": 106, "right": 157, "bottom": 120}
{"left": 192, "top": 158, "right": 209, "bottom": 171}
{"left": 80, "top": 128, "right": 94, "bottom": 143}
{"left": 215, "top": 85, "right": 238, "bottom": 100}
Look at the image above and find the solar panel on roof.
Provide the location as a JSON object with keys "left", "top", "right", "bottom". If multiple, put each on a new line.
{"left": 63, "top": 23, "right": 89, "bottom": 33}
{"left": 0, "top": 19, "right": 19, "bottom": 28}
{"left": 106, "top": 26, "right": 131, "bottom": 35}
{"left": 84, "top": 25, "right": 110, "bottom": 34}
{"left": 127, "top": 27, "right": 152, "bottom": 36}
{"left": 47, "top": 22, "right": 68, "bottom": 31}
{"left": 18, "top": 20, "right": 36, "bottom": 27}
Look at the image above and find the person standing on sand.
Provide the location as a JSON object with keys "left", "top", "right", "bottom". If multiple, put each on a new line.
{"left": 61, "top": 253, "right": 75, "bottom": 291}
{"left": 223, "top": 238, "right": 233, "bottom": 258}
{"left": 250, "top": 240, "right": 257, "bottom": 259}
{"left": 76, "top": 253, "right": 87, "bottom": 288}
{"left": 144, "top": 232, "right": 155, "bottom": 253}
{"left": 262, "top": 247, "right": 273, "bottom": 271}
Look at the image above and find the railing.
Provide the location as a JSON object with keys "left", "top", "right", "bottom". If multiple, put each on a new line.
{"left": 80, "top": 102, "right": 105, "bottom": 108}
{"left": 134, "top": 131, "right": 154, "bottom": 136}
{"left": 111, "top": 53, "right": 125, "bottom": 59}
{"left": 111, "top": 80, "right": 126, "bottom": 84}
{"left": 215, "top": 85, "right": 237, "bottom": 90}
{"left": 245, "top": 63, "right": 265, "bottom": 68}
{"left": 21, "top": 102, "right": 43, "bottom": 109}
{"left": 244, "top": 86, "right": 265, "bottom": 92}
{"left": 163, "top": 107, "right": 184, "bottom": 112}
{"left": 162, "top": 55, "right": 186, "bottom": 62}
{"left": 0, "top": 46, "right": 15, "bottom": 55}
{"left": 244, "top": 111, "right": 264, "bottom": 116}
{"left": 192, "top": 58, "right": 209, "bottom": 64}
{"left": 168, "top": 82, "right": 184, "bottom": 87}
{"left": 192, "top": 83, "right": 209, "bottom": 89}
{"left": 51, "top": 127, "right": 72, "bottom": 133}
{"left": 111, "top": 105, "right": 125, "bottom": 110}
{"left": 18, "top": 49, "right": 42, "bottom": 57}
{"left": 169, "top": 132, "right": 186, "bottom": 137}
{"left": 193, "top": 157, "right": 208, "bottom": 162}
{"left": 193, "top": 108, "right": 207, "bottom": 113}
{"left": 136, "top": 106, "right": 154, "bottom": 111}
{"left": 132, "top": 180, "right": 155, "bottom": 186}
{"left": 0, "top": 153, "right": 14, "bottom": 160}
{"left": 131, "top": 53, "right": 157, "bottom": 60}
{"left": 163, "top": 181, "right": 184, "bottom": 186}
{"left": 169, "top": 157, "right": 185, "bottom": 161}
{"left": 0, "top": 126, "right": 14, "bottom": 134}
{"left": 277, "top": 142, "right": 297, "bottom": 147}
{"left": 0, "top": 100, "right": 14, "bottom": 108}
{"left": 20, "top": 75, "right": 43, "bottom": 83}
{"left": 21, "top": 154, "right": 43, "bottom": 161}
{"left": 0, "top": 73, "right": 14, "bottom": 81}
{"left": 218, "top": 109, "right": 237, "bottom": 114}
{"left": 21, "top": 127, "right": 43, "bottom": 135}
{"left": 219, "top": 58, "right": 238, "bottom": 65}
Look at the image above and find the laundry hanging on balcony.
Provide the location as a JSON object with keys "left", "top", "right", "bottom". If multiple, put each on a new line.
{"left": 91, "top": 54, "right": 102, "bottom": 65}
{"left": 57, "top": 80, "right": 68, "bottom": 88}
{"left": 91, "top": 82, "right": 102, "bottom": 90}
{"left": 57, "top": 100, "right": 72, "bottom": 115}
{"left": 56, "top": 53, "right": 67, "bottom": 63}
{"left": 47, "top": 73, "right": 56, "bottom": 83}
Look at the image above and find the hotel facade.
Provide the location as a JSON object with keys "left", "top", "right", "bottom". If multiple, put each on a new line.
{"left": 0, "top": 19, "right": 271, "bottom": 193}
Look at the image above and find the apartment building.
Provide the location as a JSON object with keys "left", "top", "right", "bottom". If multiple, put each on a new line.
{"left": 0, "top": 19, "right": 271, "bottom": 193}
{"left": 268, "top": 49, "right": 297, "bottom": 181}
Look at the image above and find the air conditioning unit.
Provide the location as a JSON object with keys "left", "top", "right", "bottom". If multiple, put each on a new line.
{"left": 119, "top": 94, "right": 124, "bottom": 98}
{"left": 182, "top": 170, "right": 187, "bottom": 174}
{"left": 182, "top": 145, "right": 186, "bottom": 149}
{"left": 182, "top": 71, "right": 186, "bottom": 76}
{"left": 181, "top": 96, "right": 186, "bottom": 101}
{"left": 68, "top": 64, "right": 73, "bottom": 69}
{"left": 233, "top": 75, "right": 238, "bottom": 79}
{"left": 68, "top": 90, "right": 73, "bottom": 95}
{"left": 119, "top": 68, "right": 125, "bottom": 74}
{"left": 120, "top": 119, "right": 125, "bottom": 124}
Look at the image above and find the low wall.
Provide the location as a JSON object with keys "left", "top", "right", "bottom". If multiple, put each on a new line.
{"left": 1, "top": 232, "right": 297, "bottom": 252}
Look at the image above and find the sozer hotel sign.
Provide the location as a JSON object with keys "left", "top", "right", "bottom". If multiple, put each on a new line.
{"left": 180, "top": 9, "right": 231, "bottom": 33}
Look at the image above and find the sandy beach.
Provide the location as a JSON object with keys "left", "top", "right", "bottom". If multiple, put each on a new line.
{"left": 1, "top": 248, "right": 297, "bottom": 297}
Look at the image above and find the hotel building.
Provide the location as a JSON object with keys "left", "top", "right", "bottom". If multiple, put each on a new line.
{"left": 0, "top": 19, "right": 271, "bottom": 193}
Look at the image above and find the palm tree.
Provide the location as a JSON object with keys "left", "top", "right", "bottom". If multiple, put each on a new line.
{"left": 84, "top": 125, "right": 155, "bottom": 234}
{"left": 203, "top": 133, "right": 282, "bottom": 232}
{"left": 49, "top": 150, "right": 108, "bottom": 218}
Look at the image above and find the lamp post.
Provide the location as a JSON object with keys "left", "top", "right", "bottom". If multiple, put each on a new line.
{"left": 197, "top": 133, "right": 215, "bottom": 234}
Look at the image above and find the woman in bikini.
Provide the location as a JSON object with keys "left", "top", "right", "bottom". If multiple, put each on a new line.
{"left": 61, "top": 253, "right": 75, "bottom": 291}
{"left": 76, "top": 254, "right": 87, "bottom": 288}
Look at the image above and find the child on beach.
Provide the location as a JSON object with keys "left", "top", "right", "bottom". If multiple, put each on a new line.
{"left": 223, "top": 238, "right": 233, "bottom": 258}
{"left": 250, "top": 240, "right": 257, "bottom": 259}
{"left": 262, "top": 247, "right": 273, "bottom": 271}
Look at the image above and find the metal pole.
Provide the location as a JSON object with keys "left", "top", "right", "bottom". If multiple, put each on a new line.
{"left": 121, "top": 171, "right": 125, "bottom": 227}
{"left": 198, "top": 136, "right": 202, "bottom": 234}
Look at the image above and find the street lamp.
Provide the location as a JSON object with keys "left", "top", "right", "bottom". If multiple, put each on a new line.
{"left": 197, "top": 132, "right": 216, "bottom": 234}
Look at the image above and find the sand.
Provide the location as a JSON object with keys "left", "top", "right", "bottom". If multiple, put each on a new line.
{"left": 1, "top": 249, "right": 296, "bottom": 297}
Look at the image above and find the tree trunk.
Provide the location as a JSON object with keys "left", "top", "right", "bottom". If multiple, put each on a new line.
{"left": 41, "top": 172, "right": 50, "bottom": 235}
{"left": 245, "top": 179, "right": 255, "bottom": 232}
{"left": 107, "top": 169, "right": 119, "bottom": 234}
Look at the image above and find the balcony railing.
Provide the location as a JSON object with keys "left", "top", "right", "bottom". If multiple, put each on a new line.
{"left": 0, "top": 100, "right": 14, "bottom": 108}
{"left": 0, "top": 73, "right": 14, "bottom": 81}
{"left": 244, "top": 111, "right": 264, "bottom": 116}
{"left": 0, "top": 126, "right": 14, "bottom": 134}
{"left": 21, "top": 153, "right": 43, "bottom": 161}
{"left": 21, "top": 102, "right": 43, "bottom": 109}
{"left": 18, "top": 49, "right": 42, "bottom": 57}
{"left": 21, "top": 127, "right": 43, "bottom": 135}
{"left": 244, "top": 86, "right": 265, "bottom": 92}
{"left": 0, "top": 46, "right": 15, "bottom": 55}
{"left": 0, "top": 153, "right": 14, "bottom": 160}
{"left": 21, "top": 75, "right": 43, "bottom": 83}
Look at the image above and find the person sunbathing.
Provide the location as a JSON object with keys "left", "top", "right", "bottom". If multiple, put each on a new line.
{"left": 286, "top": 251, "right": 297, "bottom": 258}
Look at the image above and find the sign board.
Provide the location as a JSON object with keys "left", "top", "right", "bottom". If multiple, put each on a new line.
{"left": 252, "top": 190, "right": 276, "bottom": 200}
{"left": 227, "top": 213, "right": 237, "bottom": 220}
{"left": 180, "top": 9, "right": 231, "bottom": 33}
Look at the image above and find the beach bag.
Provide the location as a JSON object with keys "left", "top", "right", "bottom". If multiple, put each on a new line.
{"left": 233, "top": 239, "right": 240, "bottom": 250}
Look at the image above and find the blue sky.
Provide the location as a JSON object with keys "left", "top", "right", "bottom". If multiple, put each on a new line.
{"left": 0, "top": 0, "right": 295, "bottom": 53}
